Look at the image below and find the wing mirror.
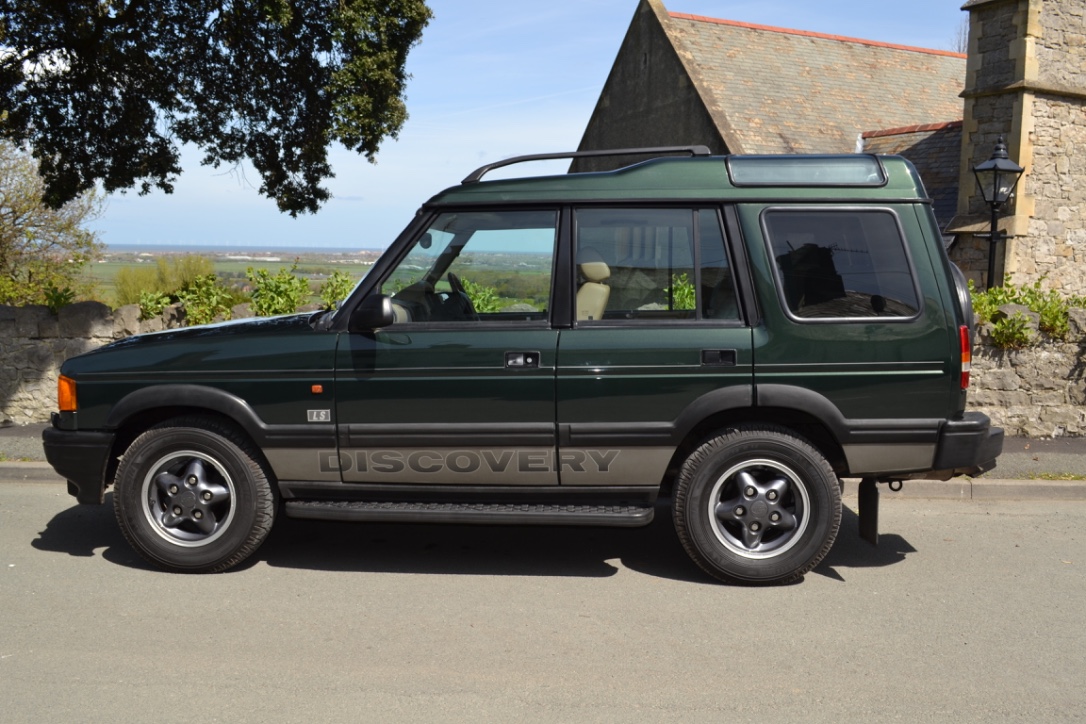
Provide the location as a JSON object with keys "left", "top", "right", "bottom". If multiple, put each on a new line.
{"left": 348, "top": 294, "right": 395, "bottom": 332}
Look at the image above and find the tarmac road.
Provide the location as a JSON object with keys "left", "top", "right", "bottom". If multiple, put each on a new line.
{"left": 2, "top": 479, "right": 1085, "bottom": 722}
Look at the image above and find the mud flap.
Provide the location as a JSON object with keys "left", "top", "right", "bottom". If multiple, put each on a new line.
{"left": 858, "top": 477, "right": 879, "bottom": 546}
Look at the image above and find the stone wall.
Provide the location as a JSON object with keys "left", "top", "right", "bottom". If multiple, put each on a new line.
{"left": 0, "top": 302, "right": 185, "bottom": 426}
{"left": 971, "top": 342, "right": 1086, "bottom": 437}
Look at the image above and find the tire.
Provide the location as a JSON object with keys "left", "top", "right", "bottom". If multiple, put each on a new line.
{"left": 673, "top": 425, "right": 841, "bottom": 585}
{"left": 113, "top": 416, "right": 276, "bottom": 573}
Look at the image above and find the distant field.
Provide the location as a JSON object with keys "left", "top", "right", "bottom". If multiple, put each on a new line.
{"left": 83, "top": 251, "right": 377, "bottom": 306}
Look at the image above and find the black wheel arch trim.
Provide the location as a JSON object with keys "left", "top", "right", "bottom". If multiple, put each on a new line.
{"left": 755, "top": 384, "right": 943, "bottom": 444}
{"left": 105, "top": 384, "right": 335, "bottom": 449}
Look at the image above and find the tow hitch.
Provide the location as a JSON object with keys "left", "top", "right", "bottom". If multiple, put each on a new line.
{"left": 858, "top": 478, "right": 902, "bottom": 546}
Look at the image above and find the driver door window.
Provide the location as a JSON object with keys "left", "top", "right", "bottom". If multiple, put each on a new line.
{"left": 380, "top": 210, "right": 557, "bottom": 324}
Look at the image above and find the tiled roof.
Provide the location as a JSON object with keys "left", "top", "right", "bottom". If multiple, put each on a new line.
{"left": 665, "top": 12, "right": 967, "bottom": 154}
{"left": 863, "top": 121, "right": 964, "bottom": 230}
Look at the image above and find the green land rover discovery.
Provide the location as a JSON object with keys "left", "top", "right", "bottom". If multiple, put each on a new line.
{"left": 43, "top": 147, "right": 1002, "bottom": 584}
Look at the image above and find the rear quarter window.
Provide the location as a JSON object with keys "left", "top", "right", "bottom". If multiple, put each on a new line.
{"left": 762, "top": 208, "right": 920, "bottom": 321}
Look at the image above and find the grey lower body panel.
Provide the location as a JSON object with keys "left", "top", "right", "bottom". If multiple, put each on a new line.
{"left": 842, "top": 443, "right": 937, "bottom": 475}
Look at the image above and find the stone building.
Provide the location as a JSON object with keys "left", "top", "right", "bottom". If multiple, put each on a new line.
{"left": 949, "top": 0, "right": 1086, "bottom": 293}
{"left": 577, "top": 0, "right": 1086, "bottom": 291}
{"left": 573, "top": 0, "right": 967, "bottom": 229}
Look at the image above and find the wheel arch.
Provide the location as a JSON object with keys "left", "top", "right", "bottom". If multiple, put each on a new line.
{"left": 104, "top": 386, "right": 274, "bottom": 489}
{"left": 659, "top": 386, "right": 848, "bottom": 498}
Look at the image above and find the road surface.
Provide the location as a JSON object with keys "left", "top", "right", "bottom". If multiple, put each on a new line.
{"left": 2, "top": 479, "right": 1084, "bottom": 722}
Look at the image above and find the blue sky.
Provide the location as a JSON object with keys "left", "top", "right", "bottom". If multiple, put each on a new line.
{"left": 91, "top": 0, "right": 968, "bottom": 250}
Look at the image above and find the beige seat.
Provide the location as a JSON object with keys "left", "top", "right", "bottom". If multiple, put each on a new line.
{"left": 576, "top": 251, "right": 611, "bottom": 321}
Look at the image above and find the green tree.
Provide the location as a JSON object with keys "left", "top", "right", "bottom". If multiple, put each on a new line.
{"left": 0, "top": 139, "right": 102, "bottom": 306}
{"left": 0, "top": 0, "right": 432, "bottom": 216}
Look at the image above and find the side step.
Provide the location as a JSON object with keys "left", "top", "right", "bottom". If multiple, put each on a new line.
{"left": 284, "top": 500, "right": 655, "bottom": 527}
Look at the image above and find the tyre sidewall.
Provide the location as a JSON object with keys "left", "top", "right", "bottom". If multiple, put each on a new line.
{"left": 677, "top": 429, "right": 841, "bottom": 584}
{"left": 115, "top": 422, "right": 272, "bottom": 572}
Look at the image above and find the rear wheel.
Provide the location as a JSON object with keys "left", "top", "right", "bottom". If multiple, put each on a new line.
{"left": 673, "top": 425, "right": 841, "bottom": 585}
{"left": 113, "top": 416, "right": 276, "bottom": 573}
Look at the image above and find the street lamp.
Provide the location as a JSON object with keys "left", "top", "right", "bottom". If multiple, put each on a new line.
{"left": 972, "top": 136, "right": 1025, "bottom": 289}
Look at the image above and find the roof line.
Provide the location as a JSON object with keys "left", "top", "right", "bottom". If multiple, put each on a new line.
{"left": 863, "top": 120, "right": 964, "bottom": 139}
{"left": 668, "top": 12, "right": 967, "bottom": 59}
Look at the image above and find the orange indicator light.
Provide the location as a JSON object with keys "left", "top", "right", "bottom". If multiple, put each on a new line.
{"left": 58, "top": 375, "right": 77, "bottom": 411}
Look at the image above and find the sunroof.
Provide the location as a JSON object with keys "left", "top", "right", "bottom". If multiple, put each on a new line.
{"left": 727, "top": 155, "right": 887, "bottom": 187}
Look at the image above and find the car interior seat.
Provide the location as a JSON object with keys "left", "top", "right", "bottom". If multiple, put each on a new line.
{"left": 576, "top": 250, "right": 611, "bottom": 321}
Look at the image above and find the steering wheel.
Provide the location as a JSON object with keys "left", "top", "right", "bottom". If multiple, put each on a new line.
{"left": 446, "top": 272, "right": 477, "bottom": 319}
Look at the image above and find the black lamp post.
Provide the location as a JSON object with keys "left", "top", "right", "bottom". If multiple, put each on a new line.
{"left": 972, "top": 136, "right": 1025, "bottom": 289}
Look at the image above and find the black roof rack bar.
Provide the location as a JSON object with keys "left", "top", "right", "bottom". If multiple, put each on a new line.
{"left": 461, "top": 145, "right": 713, "bottom": 184}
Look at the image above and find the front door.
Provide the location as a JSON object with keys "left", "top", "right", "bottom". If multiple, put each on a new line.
{"left": 335, "top": 208, "right": 560, "bottom": 485}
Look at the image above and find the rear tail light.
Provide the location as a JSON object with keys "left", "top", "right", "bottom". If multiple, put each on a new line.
{"left": 58, "top": 375, "right": 77, "bottom": 412}
{"left": 959, "top": 326, "right": 971, "bottom": 389}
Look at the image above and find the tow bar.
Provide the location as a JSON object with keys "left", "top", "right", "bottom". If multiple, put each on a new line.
{"left": 858, "top": 478, "right": 903, "bottom": 546}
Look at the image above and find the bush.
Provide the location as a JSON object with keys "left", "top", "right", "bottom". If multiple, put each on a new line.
{"left": 665, "top": 273, "right": 696, "bottom": 310}
{"left": 248, "top": 263, "right": 311, "bottom": 316}
{"left": 970, "top": 276, "right": 1078, "bottom": 348}
{"left": 989, "top": 311, "right": 1034, "bottom": 349}
{"left": 138, "top": 290, "right": 172, "bottom": 320}
{"left": 459, "top": 277, "right": 502, "bottom": 313}
{"left": 114, "top": 255, "right": 214, "bottom": 306}
{"left": 44, "top": 285, "right": 76, "bottom": 314}
{"left": 318, "top": 270, "right": 355, "bottom": 310}
{"left": 177, "top": 273, "right": 234, "bottom": 326}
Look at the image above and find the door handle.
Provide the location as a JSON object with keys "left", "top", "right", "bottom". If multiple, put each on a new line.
{"left": 505, "top": 351, "right": 540, "bottom": 368}
{"left": 701, "top": 349, "right": 737, "bottom": 366}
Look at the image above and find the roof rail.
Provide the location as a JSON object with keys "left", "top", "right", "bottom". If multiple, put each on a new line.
{"left": 461, "top": 145, "right": 713, "bottom": 184}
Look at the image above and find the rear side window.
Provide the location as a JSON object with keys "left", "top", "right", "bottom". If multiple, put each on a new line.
{"left": 763, "top": 209, "right": 920, "bottom": 320}
{"left": 574, "top": 207, "right": 739, "bottom": 322}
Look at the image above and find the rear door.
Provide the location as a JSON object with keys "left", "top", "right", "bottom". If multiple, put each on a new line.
{"left": 556, "top": 207, "right": 754, "bottom": 487}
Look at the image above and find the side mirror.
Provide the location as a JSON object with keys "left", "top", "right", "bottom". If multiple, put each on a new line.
{"left": 349, "top": 294, "right": 395, "bottom": 332}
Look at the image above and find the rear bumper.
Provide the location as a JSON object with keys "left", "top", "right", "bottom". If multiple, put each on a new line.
{"left": 931, "top": 412, "right": 1004, "bottom": 476}
{"left": 42, "top": 422, "right": 115, "bottom": 504}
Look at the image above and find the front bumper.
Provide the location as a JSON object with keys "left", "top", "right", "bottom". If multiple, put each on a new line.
{"left": 931, "top": 411, "right": 1004, "bottom": 476}
{"left": 42, "top": 422, "right": 116, "bottom": 504}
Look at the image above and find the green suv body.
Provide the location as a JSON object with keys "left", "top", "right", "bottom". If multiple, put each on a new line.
{"left": 43, "top": 148, "right": 1002, "bottom": 584}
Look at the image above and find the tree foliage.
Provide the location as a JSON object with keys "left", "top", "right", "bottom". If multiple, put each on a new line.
{"left": 0, "top": 139, "right": 102, "bottom": 305}
{"left": 0, "top": 0, "right": 431, "bottom": 215}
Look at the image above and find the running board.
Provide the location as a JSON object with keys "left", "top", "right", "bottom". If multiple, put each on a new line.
{"left": 284, "top": 500, "right": 655, "bottom": 527}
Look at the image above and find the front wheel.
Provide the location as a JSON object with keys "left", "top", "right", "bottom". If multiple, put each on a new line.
{"left": 113, "top": 416, "right": 276, "bottom": 573}
{"left": 673, "top": 425, "right": 841, "bottom": 585}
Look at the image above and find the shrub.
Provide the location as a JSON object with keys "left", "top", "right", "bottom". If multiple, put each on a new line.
{"left": 177, "top": 273, "right": 233, "bottom": 326}
{"left": 989, "top": 311, "right": 1034, "bottom": 349}
{"left": 247, "top": 263, "right": 311, "bottom": 316}
{"left": 318, "top": 270, "right": 355, "bottom": 310}
{"left": 970, "top": 276, "right": 1076, "bottom": 347}
{"left": 665, "top": 272, "right": 696, "bottom": 310}
{"left": 44, "top": 285, "right": 76, "bottom": 314}
{"left": 114, "top": 255, "right": 214, "bottom": 306}
{"left": 138, "top": 290, "right": 172, "bottom": 320}
{"left": 459, "top": 277, "right": 502, "bottom": 313}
